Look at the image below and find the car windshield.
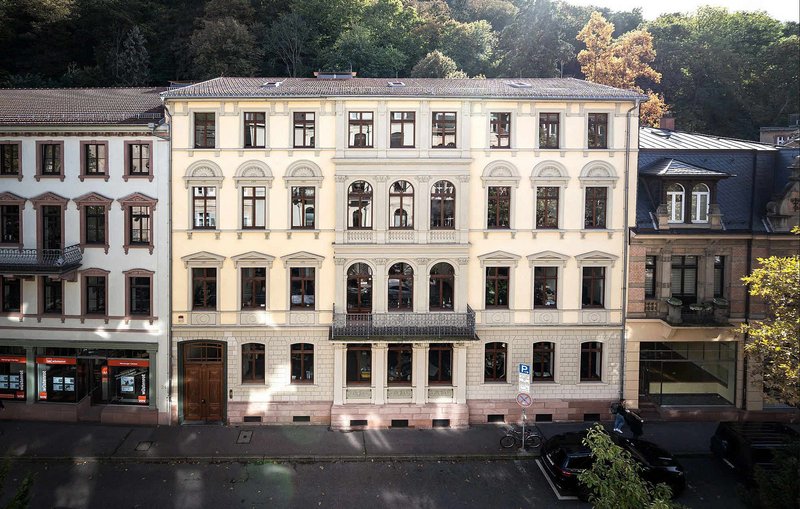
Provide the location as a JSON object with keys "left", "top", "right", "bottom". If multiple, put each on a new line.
{"left": 566, "top": 454, "right": 593, "bottom": 470}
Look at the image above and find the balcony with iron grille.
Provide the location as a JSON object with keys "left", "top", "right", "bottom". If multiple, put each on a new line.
{"left": 0, "top": 244, "right": 82, "bottom": 275}
{"left": 331, "top": 305, "right": 477, "bottom": 341}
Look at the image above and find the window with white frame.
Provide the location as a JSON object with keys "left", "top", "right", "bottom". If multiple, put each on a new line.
{"left": 666, "top": 183, "right": 685, "bottom": 223}
{"left": 691, "top": 183, "right": 710, "bottom": 223}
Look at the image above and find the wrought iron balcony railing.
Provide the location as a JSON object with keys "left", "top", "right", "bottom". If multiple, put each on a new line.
{"left": 0, "top": 244, "right": 83, "bottom": 275}
{"left": 331, "top": 305, "right": 476, "bottom": 340}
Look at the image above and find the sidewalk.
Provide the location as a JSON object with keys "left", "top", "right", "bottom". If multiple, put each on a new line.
{"left": 0, "top": 419, "right": 719, "bottom": 463}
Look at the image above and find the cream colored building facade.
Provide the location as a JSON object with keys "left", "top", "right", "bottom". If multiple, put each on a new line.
{"left": 164, "top": 77, "right": 644, "bottom": 427}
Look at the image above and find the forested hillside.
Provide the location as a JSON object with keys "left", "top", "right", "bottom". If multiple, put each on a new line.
{"left": 0, "top": 0, "right": 797, "bottom": 139}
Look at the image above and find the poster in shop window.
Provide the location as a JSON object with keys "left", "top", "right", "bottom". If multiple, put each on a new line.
{"left": 64, "top": 377, "right": 75, "bottom": 392}
{"left": 120, "top": 376, "right": 135, "bottom": 393}
{"left": 53, "top": 376, "right": 63, "bottom": 391}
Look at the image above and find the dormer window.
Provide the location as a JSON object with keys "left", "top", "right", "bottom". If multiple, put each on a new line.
{"left": 666, "top": 183, "right": 684, "bottom": 223}
{"left": 691, "top": 183, "right": 710, "bottom": 223}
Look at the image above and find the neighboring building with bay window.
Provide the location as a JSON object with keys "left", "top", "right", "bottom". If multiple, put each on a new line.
{"left": 0, "top": 88, "right": 170, "bottom": 424}
{"left": 626, "top": 127, "right": 799, "bottom": 419}
{"left": 163, "top": 76, "right": 645, "bottom": 428}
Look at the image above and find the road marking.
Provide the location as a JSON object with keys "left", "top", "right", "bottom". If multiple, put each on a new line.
{"left": 535, "top": 459, "right": 579, "bottom": 501}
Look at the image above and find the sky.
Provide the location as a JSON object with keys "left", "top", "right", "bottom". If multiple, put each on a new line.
{"left": 565, "top": 0, "right": 800, "bottom": 23}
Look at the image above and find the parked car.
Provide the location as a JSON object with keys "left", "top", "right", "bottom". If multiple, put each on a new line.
{"left": 710, "top": 421, "right": 800, "bottom": 477}
{"left": 541, "top": 430, "right": 686, "bottom": 500}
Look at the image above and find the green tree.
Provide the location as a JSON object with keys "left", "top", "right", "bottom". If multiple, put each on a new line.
{"left": 578, "top": 424, "right": 679, "bottom": 509}
{"left": 321, "top": 25, "right": 407, "bottom": 77}
{"left": 266, "top": 12, "right": 312, "bottom": 77}
{"left": 438, "top": 19, "right": 496, "bottom": 76}
{"left": 410, "top": 50, "right": 463, "bottom": 78}
{"left": 739, "top": 229, "right": 800, "bottom": 408}
{"left": 114, "top": 25, "right": 150, "bottom": 85}
{"left": 190, "top": 17, "right": 259, "bottom": 79}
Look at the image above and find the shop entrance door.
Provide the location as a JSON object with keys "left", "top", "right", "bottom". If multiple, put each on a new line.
{"left": 181, "top": 342, "right": 225, "bottom": 423}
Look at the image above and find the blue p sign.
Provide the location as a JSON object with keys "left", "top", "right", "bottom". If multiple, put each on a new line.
{"left": 519, "top": 363, "right": 530, "bottom": 375}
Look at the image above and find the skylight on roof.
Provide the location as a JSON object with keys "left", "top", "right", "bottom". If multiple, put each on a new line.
{"left": 506, "top": 81, "right": 532, "bottom": 88}
{"left": 387, "top": 81, "right": 406, "bottom": 87}
{"left": 262, "top": 81, "right": 282, "bottom": 87}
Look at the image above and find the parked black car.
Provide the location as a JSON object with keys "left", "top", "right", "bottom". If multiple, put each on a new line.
{"left": 541, "top": 430, "right": 686, "bottom": 499}
{"left": 710, "top": 421, "right": 800, "bottom": 477}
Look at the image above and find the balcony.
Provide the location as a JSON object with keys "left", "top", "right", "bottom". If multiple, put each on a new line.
{"left": 331, "top": 306, "right": 477, "bottom": 341}
{"left": 0, "top": 244, "right": 82, "bottom": 275}
{"left": 656, "top": 298, "right": 731, "bottom": 326}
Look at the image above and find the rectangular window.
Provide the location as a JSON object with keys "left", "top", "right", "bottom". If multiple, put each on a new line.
{"left": 127, "top": 143, "right": 151, "bottom": 176}
{"left": 194, "top": 112, "right": 215, "bottom": 148}
{"left": 291, "top": 186, "right": 315, "bottom": 229}
{"left": 243, "top": 112, "right": 266, "bottom": 148}
{"left": 645, "top": 256, "right": 657, "bottom": 298}
{"left": 1, "top": 276, "right": 21, "bottom": 312}
{"left": 290, "top": 267, "right": 315, "bottom": 309}
{"left": 85, "top": 276, "right": 106, "bottom": 315}
{"left": 293, "top": 112, "right": 315, "bottom": 148}
{"left": 0, "top": 205, "right": 20, "bottom": 244}
{"left": 192, "top": 268, "right": 217, "bottom": 310}
{"left": 428, "top": 344, "right": 452, "bottom": 384}
{"left": 291, "top": 343, "right": 314, "bottom": 383}
{"left": 129, "top": 276, "right": 151, "bottom": 316}
{"left": 485, "top": 267, "right": 509, "bottom": 308}
{"left": 714, "top": 256, "right": 725, "bottom": 298}
{"left": 130, "top": 206, "right": 152, "bottom": 244}
{"left": 532, "top": 342, "right": 555, "bottom": 381}
{"left": 671, "top": 255, "right": 697, "bottom": 304}
{"left": 83, "top": 143, "right": 107, "bottom": 175}
{"left": 487, "top": 186, "right": 511, "bottom": 229}
{"left": 387, "top": 344, "right": 412, "bottom": 385}
{"left": 580, "top": 342, "right": 602, "bottom": 381}
{"left": 241, "top": 187, "right": 266, "bottom": 229}
{"left": 484, "top": 342, "right": 507, "bottom": 382}
{"left": 42, "top": 277, "right": 62, "bottom": 314}
{"left": 241, "top": 343, "right": 265, "bottom": 383}
{"left": 431, "top": 112, "right": 456, "bottom": 148}
{"left": 0, "top": 349, "right": 26, "bottom": 400}
{"left": 490, "top": 112, "right": 511, "bottom": 149}
{"left": 582, "top": 267, "right": 605, "bottom": 308}
{"left": 584, "top": 187, "right": 607, "bottom": 229}
{"left": 536, "top": 187, "right": 559, "bottom": 229}
{"left": 192, "top": 187, "right": 216, "bottom": 229}
{"left": 40, "top": 143, "right": 61, "bottom": 176}
{"left": 84, "top": 206, "right": 106, "bottom": 245}
{"left": 390, "top": 112, "right": 415, "bottom": 148}
{"left": 241, "top": 268, "right": 267, "bottom": 309}
{"left": 539, "top": 113, "right": 560, "bottom": 149}
{"left": 346, "top": 344, "right": 371, "bottom": 385}
{"left": 588, "top": 113, "right": 608, "bottom": 149}
{"left": 534, "top": 267, "right": 557, "bottom": 308}
{"left": 0, "top": 143, "right": 20, "bottom": 175}
{"left": 348, "top": 112, "right": 373, "bottom": 148}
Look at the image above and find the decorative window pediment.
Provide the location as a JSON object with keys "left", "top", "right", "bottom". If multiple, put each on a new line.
{"left": 282, "top": 251, "right": 324, "bottom": 267}
{"left": 579, "top": 161, "right": 618, "bottom": 188}
{"left": 481, "top": 161, "right": 520, "bottom": 188}
{"left": 530, "top": 161, "right": 569, "bottom": 186}
{"left": 283, "top": 160, "right": 323, "bottom": 188}
{"left": 477, "top": 250, "right": 520, "bottom": 267}
{"left": 575, "top": 250, "right": 618, "bottom": 267}
{"left": 183, "top": 160, "right": 223, "bottom": 189}
{"left": 117, "top": 192, "right": 157, "bottom": 210}
{"left": 74, "top": 192, "right": 113, "bottom": 206}
{"left": 232, "top": 251, "right": 275, "bottom": 268}
{"left": 527, "top": 250, "right": 569, "bottom": 267}
{"left": 0, "top": 191, "right": 25, "bottom": 206}
{"left": 30, "top": 191, "right": 68, "bottom": 207}
{"left": 181, "top": 251, "right": 225, "bottom": 268}
{"left": 234, "top": 160, "right": 274, "bottom": 188}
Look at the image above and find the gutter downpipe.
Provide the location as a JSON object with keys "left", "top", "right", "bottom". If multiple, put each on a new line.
{"left": 742, "top": 149, "right": 758, "bottom": 412}
{"left": 162, "top": 98, "right": 175, "bottom": 423}
{"left": 620, "top": 98, "right": 642, "bottom": 403}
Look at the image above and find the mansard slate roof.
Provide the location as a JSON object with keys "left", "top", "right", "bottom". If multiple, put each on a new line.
{"left": 160, "top": 77, "right": 648, "bottom": 101}
{"left": 640, "top": 126, "right": 776, "bottom": 151}
{"left": 639, "top": 158, "right": 733, "bottom": 178}
{"left": 0, "top": 87, "right": 166, "bottom": 125}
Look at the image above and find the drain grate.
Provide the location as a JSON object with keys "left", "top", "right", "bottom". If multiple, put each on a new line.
{"left": 237, "top": 430, "right": 253, "bottom": 444}
{"left": 135, "top": 441, "right": 153, "bottom": 451}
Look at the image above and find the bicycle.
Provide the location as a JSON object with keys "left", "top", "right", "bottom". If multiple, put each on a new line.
{"left": 500, "top": 425, "right": 543, "bottom": 449}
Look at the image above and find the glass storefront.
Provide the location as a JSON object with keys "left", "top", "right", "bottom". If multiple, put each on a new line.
{"left": 0, "top": 346, "right": 26, "bottom": 400}
{"left": 639, "top": 341, "right": 736, "bottom": 406}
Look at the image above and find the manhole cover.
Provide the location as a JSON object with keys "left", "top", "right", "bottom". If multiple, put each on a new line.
{"left": 237, "top": 430, "right": 252, "bottom": 444}
{"left": 135, "top": 441, "right": 153, "bottom": 451}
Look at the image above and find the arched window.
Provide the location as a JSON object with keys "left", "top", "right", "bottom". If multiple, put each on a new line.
{"left": 348, "top": 181, "right": 373, "bottom": 229}
{"left": 430, "top": 180, "right": 455, "bottom": 229}
{"left": 389, "top": 180, "right": 414, "bottom": 228}
{"left": 388, "top": 263, "right": 414, "bottom": 311}
{"left": 346, "top": 263, "right": 372, "bottom": 313}
{"left": 691, "top": 183, "right": 710, "bottom": 223}
{"left": 429, "top": 262, "right": 454, "bottom": 311}
{"left": 666, "top": 183, "right": 684, "bottom": 223}
{"left": 484, "top": 342, "right": 507, "bottom": 382}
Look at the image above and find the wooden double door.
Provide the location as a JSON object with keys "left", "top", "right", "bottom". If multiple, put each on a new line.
{"left": 181, "top": 342, "right": 225, "bottom": 423}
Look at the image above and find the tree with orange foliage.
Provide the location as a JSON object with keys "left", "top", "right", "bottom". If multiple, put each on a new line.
{"left": 577, "top": 12, "right": 668, "bottom": 127}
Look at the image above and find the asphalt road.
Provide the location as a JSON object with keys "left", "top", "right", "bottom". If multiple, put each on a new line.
{"left": 1, "top": 457, "right": 746, "bottom": 509}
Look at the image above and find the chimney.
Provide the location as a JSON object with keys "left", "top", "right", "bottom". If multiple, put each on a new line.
{"left": 659, "top": 115, "right": 675, "bottom": 131}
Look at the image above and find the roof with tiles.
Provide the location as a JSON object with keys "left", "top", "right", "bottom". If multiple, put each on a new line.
{"left": 0, "top": 87, "right": 166, "bottom": 125}
{"left": 639, "top": 158, "right": 733, "bottom": 178}
{"left": 160, "top": 76, "right": 648, "bottom": 101}
{"left": 640, "top": 126, "right": 776, "bottom": 151}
